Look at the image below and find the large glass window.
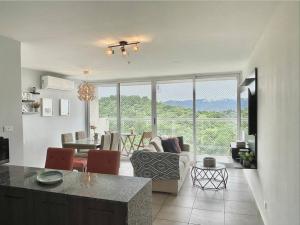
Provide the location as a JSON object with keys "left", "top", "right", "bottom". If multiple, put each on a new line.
{"left": 89, "top": 75, "right": 238, "bottom": 157}
{"left": 90, "top": 85, "right": 118, "bottom": 134}
{"left": 156, "top": 80, "right": 194, "bottom": 148}
{"left": 195, "top": 78, "right": 237, "bottom": 156}
{"left": 120, "top": 82, "right": 152, "bottom": 145}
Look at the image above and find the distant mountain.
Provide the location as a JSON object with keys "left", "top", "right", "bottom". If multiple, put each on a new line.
{"left": 164, "top": 99, "right": 248, "bottom": 112}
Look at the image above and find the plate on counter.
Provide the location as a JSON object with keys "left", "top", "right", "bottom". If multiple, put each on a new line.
{"left": 36, "top": 170, "right": 63, "bottom": 185}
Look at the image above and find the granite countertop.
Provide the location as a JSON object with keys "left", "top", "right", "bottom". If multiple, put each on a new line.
{"left": 0, "top": 165, "right": 151, "bottom": 203}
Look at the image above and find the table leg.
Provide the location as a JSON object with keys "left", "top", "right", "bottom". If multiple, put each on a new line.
{"left": 128, "top": 135, "right": 136, "bottom": 153}
{"left": 121, "top": 136, "right": 130, "bottom": 156}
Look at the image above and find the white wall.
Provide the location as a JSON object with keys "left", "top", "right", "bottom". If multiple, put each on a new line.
{"left": 0, "top": 35, "right": 23, "bottom": 165}
{"left": 22, "top": 68, "right": 86, "bottom": 167}
{"left": 243, "top": 3, "right": 300, "bottom": 225}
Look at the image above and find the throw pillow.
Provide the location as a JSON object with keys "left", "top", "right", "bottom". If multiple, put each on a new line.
{"left": 174, "top": 137, "right": 182, "bottom": 153}
{"left": 150, "top": 136, "right": 164, "bottom": 152}
{"left": 161, "top": 138, "right": 180, "bottom": 153}
{"left": 177, "top": 136, "right": 184, "bottom": 151}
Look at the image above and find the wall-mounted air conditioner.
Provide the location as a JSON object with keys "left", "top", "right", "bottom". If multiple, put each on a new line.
{"left": 41, "top": 76, "right": 75, "bottom": 91}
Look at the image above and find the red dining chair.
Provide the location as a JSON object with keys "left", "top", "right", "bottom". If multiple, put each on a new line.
{"left": 45, "top": 147, "right": 74, "bottom": 170}
{"left": 73, "top": 157, "right": 88, "bottom": 172}
{"left": 87, "top": 150, "right": 120, "bottom": 175}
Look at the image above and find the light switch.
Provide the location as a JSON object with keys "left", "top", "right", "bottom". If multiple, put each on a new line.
{"left": 3, "top": 125, "right": 14, "bottom": 132}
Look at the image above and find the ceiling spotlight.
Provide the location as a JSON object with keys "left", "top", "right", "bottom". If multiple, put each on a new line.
{"left": 121, "top": 46, "right": 127, "bottom": 56}
{"left": 106, "top": 47, "right": 114, "bottom": 55}
{"left": 133, "top": 44, "right": 139, "bottom": 52}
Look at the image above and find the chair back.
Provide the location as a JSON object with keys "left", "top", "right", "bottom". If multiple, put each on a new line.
{"left": 61, "top": 133, "right": 73, "bottom": 145}
{"left": 110, "top": 132, "right": 120, "bottom": 151}
{"left": 87, "top": 150, "right": 120, "bottom": 175}
{"left": 45, "top": 147, "right": 74, "bottom": 170}
{"left": 75, "top": 131, "right": 86, "bottom": 140}
{"left": 137, "top": 131, "right": 153, "bottom": 150}
{"left": 101, "top": 134, "right": 111, "bottom": 150}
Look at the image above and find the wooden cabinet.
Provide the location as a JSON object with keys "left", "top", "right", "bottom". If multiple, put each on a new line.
{"left": 0, "top": 187, "right": 128, "bottom": 225}
{"left": 34, "top": 192, "right": 70, "bottom": 225}
{"left": 0, "top": 187, "right": 33, "bottom": 225}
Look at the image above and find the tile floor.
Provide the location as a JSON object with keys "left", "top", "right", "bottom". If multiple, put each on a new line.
{"left": 119, "top": 156, "right": 264, "bottom": 225}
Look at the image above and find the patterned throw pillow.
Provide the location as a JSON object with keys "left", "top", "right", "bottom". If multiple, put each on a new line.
{"left": 161, "top": 138, "right": 181, "bottom": 153}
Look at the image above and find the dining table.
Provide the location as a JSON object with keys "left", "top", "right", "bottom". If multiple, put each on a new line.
{"left": 62, "top": 138, "right": 102, "bottom": 149}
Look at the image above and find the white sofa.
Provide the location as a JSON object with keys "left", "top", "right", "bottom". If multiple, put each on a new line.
{"left": 130, "top": 138, "right": 191, "bottom": 194}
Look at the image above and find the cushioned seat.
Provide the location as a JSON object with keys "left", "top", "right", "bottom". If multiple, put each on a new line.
{"left": 73, "top": 158, "right": 87, "bottom": 172}
{"left": 45, "top": 147, "right": 74, "bottom": 171}
{"left": 179, "top": 152, "right": 190, "bottom": 167}
{"left": 87, "top": 150, "right": 120, "bottom": 175}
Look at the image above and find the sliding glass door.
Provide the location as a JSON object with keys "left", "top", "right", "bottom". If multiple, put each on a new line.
{"left": 90, "top": 84, "right": 118, "bottom": 134}
{"left": 120, "top": 82, "right": 152, "bottom": 145}
{"left": 90, "top": 75, "right": 238, "bottom": 157}
{"left": 195, "top": 78, "right": 237, "bottom": 156}
{"left": 156, "top": 80, "right": 194, "bottom": 148}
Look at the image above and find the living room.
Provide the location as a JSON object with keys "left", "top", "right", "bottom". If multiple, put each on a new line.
{"left": 0, "top": 1, "right": 299, "bottom": 225}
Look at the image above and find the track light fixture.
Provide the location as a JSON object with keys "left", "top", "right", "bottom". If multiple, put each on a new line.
{"left": 106, "top": 41, "right": 140, "bottom": 56}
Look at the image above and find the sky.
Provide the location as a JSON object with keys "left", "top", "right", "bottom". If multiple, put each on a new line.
{"left": 97, "top": 79, "right": 237, "bottom": 101}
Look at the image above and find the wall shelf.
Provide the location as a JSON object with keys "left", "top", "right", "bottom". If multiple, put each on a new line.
{"left": 22, "top": 112, "right": 39, "bottom": 115}
{"left": 22, "top": 99, "right": 35, "bottom": 103}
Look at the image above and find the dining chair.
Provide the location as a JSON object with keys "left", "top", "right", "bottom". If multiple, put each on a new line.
{"left": 101, "top": 134, "right": 111, "bottom": 150}
{"left": 61, "top": 133, "right": 73, "bottom": 146}
{"left": 45, "top": 147, "right": 74, "bottom": 170}
{"left": 75, "top": 131, "right": 86, "bottom": 140}
{"left": 45, "top": 147, "right": 87, "bottom": 172}
{"left": 136, "top": 131, "right": 153, "bottom": 150}
{"left": 87, "top": 150, "right": 120, "bottom": 175}
{"left": 110, "top": 132, "right": 121, "bottom": 151}
{"left": 75, "top": 131, "right": 90, "bottom": 155}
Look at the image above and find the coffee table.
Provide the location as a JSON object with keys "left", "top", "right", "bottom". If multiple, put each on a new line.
{"left": 191, "top": 161, "right": 228, "bottom": 190}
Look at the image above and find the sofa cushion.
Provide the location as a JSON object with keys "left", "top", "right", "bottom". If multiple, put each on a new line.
{"left": 179, "top": 152, "right": 190, "bottom": 167}
{"left": 143, "top": 143, "right": 157, "bottom": 152}
{"left": 150, "top": 136, "right": 164, "bottom": 152}
{"left": 162, "top": 138, "right": 180, "bottom": 153}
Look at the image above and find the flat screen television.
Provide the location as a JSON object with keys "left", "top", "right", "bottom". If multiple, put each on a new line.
{"left": 241, "top": 89, "right": 257, "bottom": 136}
{"left": 240, "top": 68, "right": 257, "bottom": 168}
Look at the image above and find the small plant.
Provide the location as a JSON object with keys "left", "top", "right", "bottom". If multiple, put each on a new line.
{"left": 32, "top": 101, "right": 41, "bottom": 109}
{"left": 239, "top": 151, "right": 255, "bottom": 168}
{"left": 130, "top": 127, "right": 134, "bottom": 134}
{"left": 31, "top": 101, "right": 41, "bottom": 112}
{"left": 90, "top": 125, "right": 98, "bottom": 140}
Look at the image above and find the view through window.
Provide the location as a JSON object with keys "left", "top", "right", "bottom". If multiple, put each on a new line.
{"left": 156, "top": 80, "right": 194, "bottom": 148}
{"left": 120, "top": 83, "right": 152, "bottom": 146}
{"left": 90, "top": 85, "right": 117, "bottom": 134}
{"left": 90, "top": 76, "right": 238, "bottom": 156}
{"left": 196, "top": 79, "right": 237, "bottom": 155}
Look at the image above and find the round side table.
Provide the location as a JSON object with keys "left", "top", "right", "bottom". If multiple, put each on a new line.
{"left": 191, "top": 162, "right": 228, "bottom": 190}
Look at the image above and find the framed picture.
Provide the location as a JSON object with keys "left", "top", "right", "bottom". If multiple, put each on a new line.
{"left": 59, "top": 99, "right": 70, "bottom": 116}
{"left": 41, "top": 98, "right": 53, "bottom": 117}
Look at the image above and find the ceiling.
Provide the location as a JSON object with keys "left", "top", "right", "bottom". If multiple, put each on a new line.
{"left": 0, "top": 1, "right": 277, "bottom": 80}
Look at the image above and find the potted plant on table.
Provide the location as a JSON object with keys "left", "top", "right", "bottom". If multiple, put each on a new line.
{"left": 90, "top": 125, "right": 98, "bottom": 140}
{"left": 239, "top": 151, "right": 255, "bottom": 168}
{"left": 32, "top": 101, "right": 41, "bottom": 112}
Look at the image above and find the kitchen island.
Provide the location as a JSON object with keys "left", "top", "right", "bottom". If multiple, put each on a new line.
{"left": 0, "top": 165, "right": 152, "bottom": 225}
